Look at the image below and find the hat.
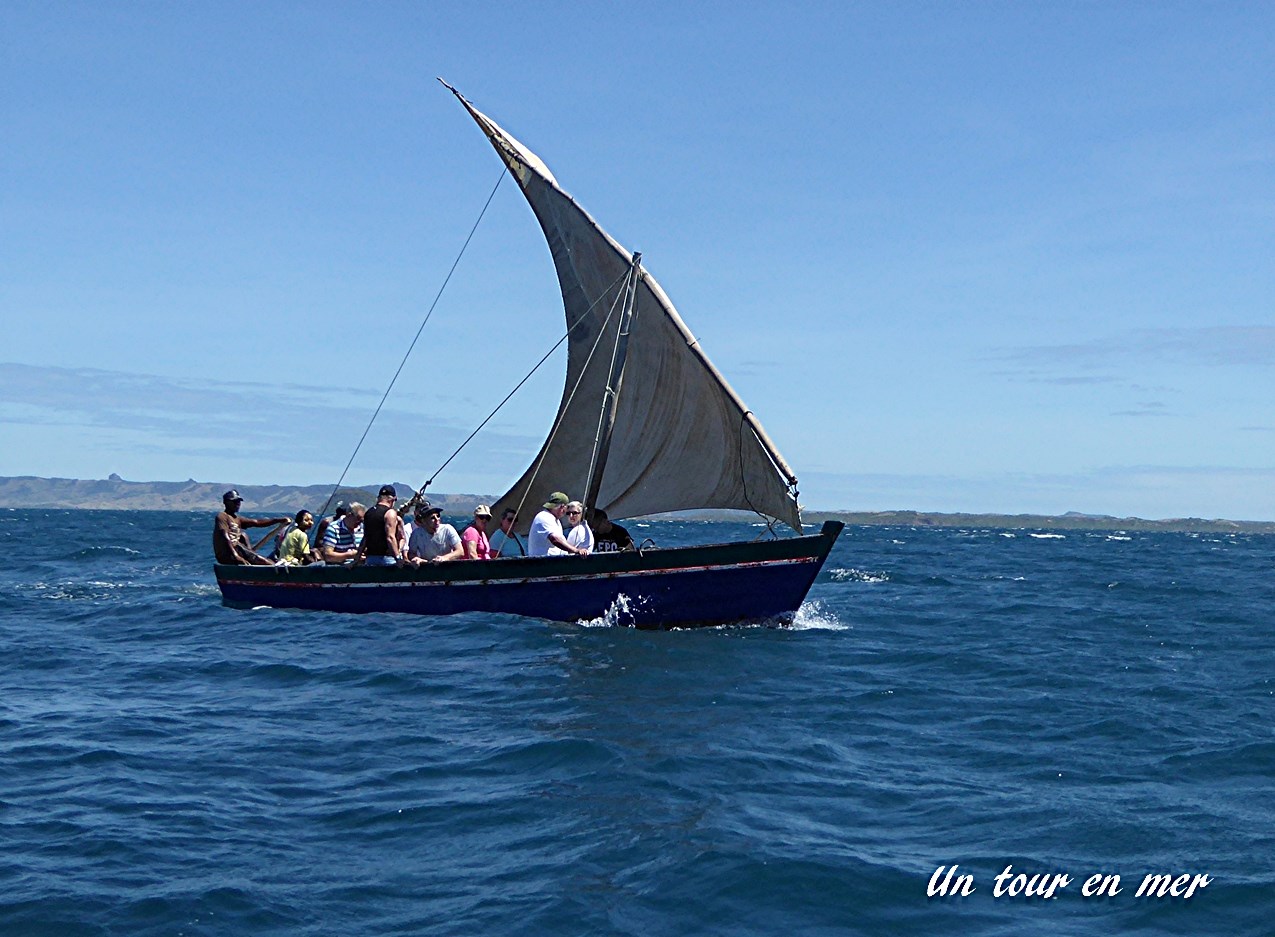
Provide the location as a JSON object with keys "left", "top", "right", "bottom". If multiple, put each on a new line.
{"left": 474, "top": 504, "right": 492, "bottom": 518}
{"left": 422, "top": 504, "right": 443, "bottom": 516}
{"left": 333, "top": 501, "right": 348, "bottom": 518}
{"left": 543, "top": 491, "right": 570, "bottom": 509}
{"left": 222, "top": 489, "right": 243, "bottom": 504}
{"left": 378, "top": 484, "right": 397, "bottom": 498}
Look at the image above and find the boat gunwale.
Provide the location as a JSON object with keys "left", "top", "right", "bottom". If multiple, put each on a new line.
{"left": 215, "top": 521, "right": 843, "bottom": 587}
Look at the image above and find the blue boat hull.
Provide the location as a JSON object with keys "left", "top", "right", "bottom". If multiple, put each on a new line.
{"left": 215, "top": 521, "right": 843, "bottom": 628}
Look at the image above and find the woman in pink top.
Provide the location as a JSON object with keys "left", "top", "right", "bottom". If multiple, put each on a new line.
{"left": 461, "top": 504, "right": 493, "bottom": 559}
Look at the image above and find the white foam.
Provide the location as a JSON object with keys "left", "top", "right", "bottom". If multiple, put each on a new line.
{"left": 576, "top": 593, "right": 644, "bottom": 628}
{"left": 1029, "top": 533, "right": 1066, "bottom": 539}
{"left": 790, "top": 600, "right": 848, "bottom": 631}
{"left": 829, "top": 567, "right": 890, "bottom": 584}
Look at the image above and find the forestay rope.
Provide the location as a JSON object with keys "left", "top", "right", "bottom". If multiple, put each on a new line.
{"left": 316, "top": 168, "right": 505, "bottom": 522}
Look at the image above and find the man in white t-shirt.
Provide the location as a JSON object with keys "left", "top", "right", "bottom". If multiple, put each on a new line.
{"left": 407, "top": 504, "right": 464, "bottom": 564}
{"left": 528, "top": 492, "right": 587, "bottom": 557}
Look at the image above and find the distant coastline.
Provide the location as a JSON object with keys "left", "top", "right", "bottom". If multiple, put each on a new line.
{"left": 0, "top": 475, "right": 489, "bottom": 516}
{"left": 2, "top": 475, "right": 1271, "bottom": 533}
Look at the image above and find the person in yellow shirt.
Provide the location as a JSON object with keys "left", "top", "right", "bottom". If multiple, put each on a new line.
{"left": 278, "top": 510, "right": 315, "bottom": 565}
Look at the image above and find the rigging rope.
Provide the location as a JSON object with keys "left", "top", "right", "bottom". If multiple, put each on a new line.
{"left": 316, "top": 168, "right": 506, "bottom": 522}
{"left": 739, "top": 409, "right": 783, "bottom": 540}
{"left": 417, "top": 264, "right": 634, "bottom": 498}
{"left": 583, "top": 259, "right": 641, "bottom": 508}
{"left": 508, "top": 274, "right": 632, "bottom": 528}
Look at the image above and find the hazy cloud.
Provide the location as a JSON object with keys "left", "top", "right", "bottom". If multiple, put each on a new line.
{"left": 0, "top": 362, "right": 539, "bottom": 470}
{"left": 996, "top": 325, "right": 1275, "bottom": 373}
{"left": 1111, "top": 401, "right": 1170, "bottom": 418}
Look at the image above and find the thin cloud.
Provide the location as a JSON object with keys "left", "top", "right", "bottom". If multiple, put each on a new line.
{"left": 0, "top": 362, "right": 540, "bottom": 467}
{"left": 998, "top": 325, "right": 1275, "bottom": 371}
{"left": 1111, "top": 401, "right": 1170, "bottom": 418}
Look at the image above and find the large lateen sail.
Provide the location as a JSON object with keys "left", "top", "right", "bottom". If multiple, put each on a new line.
{"left": 446, "top": 84, "right": 802, "bottom": 532}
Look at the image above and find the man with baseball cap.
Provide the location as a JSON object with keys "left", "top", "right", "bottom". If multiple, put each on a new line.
{"left": 357, "top": 485, "right": 404, "bottom": 567}
{"left": 528, "top": 491, "right": 588, "bottom": 557}
{"left": 212, "top": 489, "right": 291, "bottom": 565}
{"left": 407, "top": 502, "right": 464, "bottom": 564}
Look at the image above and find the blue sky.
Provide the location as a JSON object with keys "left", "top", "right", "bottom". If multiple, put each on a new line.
{"left": 2, "top": 2, "right": 1272, "bottom": 519}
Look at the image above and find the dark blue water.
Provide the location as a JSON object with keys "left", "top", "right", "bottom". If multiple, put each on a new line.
{"left": 1, "top": 510, "right": 1271, "bottom": 936}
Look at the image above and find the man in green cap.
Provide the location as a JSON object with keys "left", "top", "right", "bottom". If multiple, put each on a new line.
{"left": 527, "top": 491, "right": 588, "bottom": 557}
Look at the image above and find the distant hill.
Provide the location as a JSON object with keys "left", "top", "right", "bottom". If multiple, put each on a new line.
{"left": 2, "top": 476, "right": 1271, "bottom": 533}
{"left": 0, "top": 475, "right": 494, "bottom": 515}
{"left": 802, "top": 509, "right": 1275, "bottom": 535}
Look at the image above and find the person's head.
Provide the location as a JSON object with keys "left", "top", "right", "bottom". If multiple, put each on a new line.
{"left": 333, "top": 501, "right": 348, "bottom": 519}
{"left": 377, "top": 484, "right": 397, "bottom": 507}
{"left": 345, "top": 503, "right": 366, "bottom": 528}
{"left": 564, "top": 501, "right": 585, "bottom": 527}
{"left": 295, "top": 510, "right": 314, "bottom": 530}
{"left": 500, "top": 509, "right": 517, "bottom": 531}
{"left": 543, "top": 491, "right": 570, "bottom": 518}
{"left": 473, "top": 504, "right": 492, "bottom": 527}
{"left": 222, "top": 489, "right": 244, "bottom": 513}
{"left": 591, "top": 508, "right": 613, "bottom": 533}
{"left": 420, "top": 504, "right": 442, "bottom": 532}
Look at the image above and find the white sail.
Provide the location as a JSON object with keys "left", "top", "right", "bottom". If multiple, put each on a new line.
{"left": 448, "top": 86, "right": 802, "bottom": 532}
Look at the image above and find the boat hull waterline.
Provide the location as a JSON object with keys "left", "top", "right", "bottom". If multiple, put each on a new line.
{"left": 215, "top": 521, "right": 844, "bottom": 628}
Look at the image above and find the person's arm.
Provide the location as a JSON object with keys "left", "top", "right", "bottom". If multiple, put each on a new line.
{"left": 548, "top": 529, "right": 584, "bottom": 555}
{"left": 384, "top": 509, "right": 401, "bottom": 560}
{"left": 462, "top": 527, "right": 479, "bottom": 560}
{"left": 321, "top": 528, "right": 357, "bottom": 564}
{"left": 239, "top": 515, "right": 290, "bottom": 528}
{"left": 431, "top": 527, "right": 466, "bottom": 563}
{"left": 407, "top": 529, "right": 428, "bottom": 566}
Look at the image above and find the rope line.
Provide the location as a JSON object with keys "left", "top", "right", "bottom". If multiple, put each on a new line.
{"left": 316, "top": 168, "right": 506, "bottom": 522}
{"left": 421, "top": 265, "right": 635, "bottom": 500}
{"left": 508, "top": 275, "right": 631, "bottom": 527}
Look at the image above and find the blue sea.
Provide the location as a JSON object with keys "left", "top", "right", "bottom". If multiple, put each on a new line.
{"left": 1, "top": 509, "right": 1271, "bottom": 936}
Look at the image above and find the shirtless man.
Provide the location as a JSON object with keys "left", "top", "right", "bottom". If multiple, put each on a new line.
{"left": 212, "top": 490, "right": 290, "bottom": 565}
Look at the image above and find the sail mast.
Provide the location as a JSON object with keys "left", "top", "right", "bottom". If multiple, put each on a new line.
{"left": 583, "top": 254, "right": 642, "bottom": 512}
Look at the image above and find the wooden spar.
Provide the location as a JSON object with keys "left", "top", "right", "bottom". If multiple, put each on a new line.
{"left": 584, "top": 254, "right": 641, "bottom": 513}
{"left": 253, "top": 522, "right": 287, "bottom": 552}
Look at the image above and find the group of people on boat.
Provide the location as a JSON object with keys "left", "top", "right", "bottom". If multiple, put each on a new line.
{"left": 213, "top": 486, "right": 635, "bottom": 567}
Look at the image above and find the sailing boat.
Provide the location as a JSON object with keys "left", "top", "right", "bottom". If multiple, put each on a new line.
{"left": 214, "top": 84, "right": 843, "bottom": 628}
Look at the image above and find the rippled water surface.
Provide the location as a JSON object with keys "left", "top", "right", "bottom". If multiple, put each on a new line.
{"left": 1, "top": 510, "right": 1272, "bottom": 935}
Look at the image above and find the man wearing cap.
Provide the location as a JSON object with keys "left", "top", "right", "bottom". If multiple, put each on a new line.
{"left": 357, "top": 485, "right": 404, "bottom": 567}
{"left": 407, "top": 503, "right": 465, "bottom": 564}
{"left": 461, "top": 504, "right": 493, "bottom": 560}
{"left": 212, "top": 490, "right": 290, "bottom": 565}
{"left": 528, "top": 492, "right": 587, "bottom": 557}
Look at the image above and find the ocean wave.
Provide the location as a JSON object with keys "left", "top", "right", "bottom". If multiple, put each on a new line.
{"left": 62, "top": 546, "right": 145, "bottom": 561}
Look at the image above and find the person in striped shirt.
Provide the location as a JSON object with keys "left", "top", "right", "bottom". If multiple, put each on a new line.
{"left": 320, "top": 502, "right": 365, "bottom": 564}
